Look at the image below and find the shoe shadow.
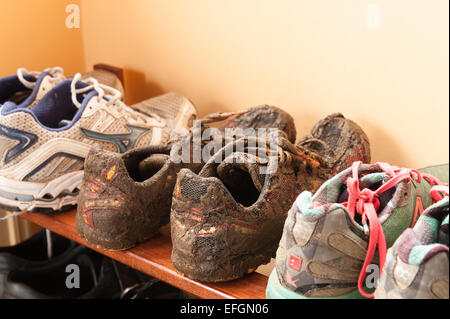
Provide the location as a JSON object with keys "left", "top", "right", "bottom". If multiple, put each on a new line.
{"left": 123, "top": 69, "right": 165, "bottom": 105}
{"left": 360, "top": 121, "right": 408, "bottom": 167}
{"left": 291, "top": 109, "right": 321, "bottom": 141}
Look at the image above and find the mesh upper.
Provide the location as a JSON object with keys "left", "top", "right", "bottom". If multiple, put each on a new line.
{"left": 0, "top": 92, "right": 193, "bottom": 182}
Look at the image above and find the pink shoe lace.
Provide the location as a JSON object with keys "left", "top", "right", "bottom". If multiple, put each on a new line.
{"left": 343, "top": 161, "right": 442, "bottom": 298}
{"left": 430, "top": 185, "right": 449, "bottom": 201}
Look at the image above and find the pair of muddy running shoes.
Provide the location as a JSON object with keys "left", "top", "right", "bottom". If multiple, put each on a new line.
{"left": 75, "top": 103, "right": 372, "bottom": 282}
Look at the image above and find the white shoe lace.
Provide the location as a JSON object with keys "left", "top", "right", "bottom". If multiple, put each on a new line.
{"left": 17, "top": 66, "right": 65, "bottom": 89}
{"left": 70, "top": 73, "right": 165, "bottom": 128}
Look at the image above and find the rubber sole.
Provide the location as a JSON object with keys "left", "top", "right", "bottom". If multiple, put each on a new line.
{"left": 171, "top": 249, "right": 271, "bottom": 283}
{"left": 0, "top": 193, "right": 78, "bottom": 213}
{"left": 266, "top": 268, "right": 366, "bottom": 299}
{"left": 174, "top": 268, "right": 256, "bottom": 283}
{"left": 75, "top": 206, "right": 168, "bottom": 251}
{"left": 78, "top": 232, "right": 133, "bottom": 252}
{"left": 0, "top": 170, "right": 83, "bottom": 212}
{"left": 77, "top": 230, "right": 150, "bottom": 252}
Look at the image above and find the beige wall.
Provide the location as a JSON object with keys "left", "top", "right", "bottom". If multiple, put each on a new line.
{"left": 81, "top": 0, "right": 449, "bottom": 169}
{"left": 0, "top": 0, "right": 85, "bottom": 76}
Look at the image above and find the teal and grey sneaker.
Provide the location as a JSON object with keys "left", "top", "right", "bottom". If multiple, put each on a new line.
{"left": 374, "top": 185, "right": 449, "bottom": 299}
{"left": 266, "top": 162, "right": 447, "bottom": 299}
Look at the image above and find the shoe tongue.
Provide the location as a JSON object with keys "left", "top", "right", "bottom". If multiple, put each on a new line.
{"left": 216, "top": 152, "right": 268, "bottom": 192}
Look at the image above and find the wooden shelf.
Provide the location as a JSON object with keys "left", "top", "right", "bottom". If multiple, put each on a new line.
{"left": 20, "top": 209, "right": 268, "bottom": 299}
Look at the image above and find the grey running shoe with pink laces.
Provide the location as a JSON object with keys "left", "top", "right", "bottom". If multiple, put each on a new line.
{"left": 266, "top": 162, "right": 447, "bottom": 299}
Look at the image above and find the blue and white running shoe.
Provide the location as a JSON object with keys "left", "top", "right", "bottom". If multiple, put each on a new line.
{"left": 0, "top": 67, "right": 65, "bottom": 109}
{"left": 0, "top": 74, "right": 197, "bottom": 213}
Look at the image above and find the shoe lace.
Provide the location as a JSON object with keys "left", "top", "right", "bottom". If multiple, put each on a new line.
{"left": 430, "top": 185, "right": 449, "bottom": 202}
{"left": 216, "top": 131, "right": 323, "bottom": 168}
{"left": 169, "top": 111, "right": 323, "bottom": 169}
{"left": 268, "top": 132, "right": 323, "bottom": 167}
{"left": 17, "top": 66, "right": 65, "bottom": 89}
{"left": 297, "top": 135, "right": 336, "bottom": 158}
{"left": 343, "top": 161, "right": 442, "bottom": 298}
{"left": 70, "top": 73, "right": 164, "bottom": 127}
{"left": 167, "top": 110, "right": 251, "bottom": 146}
{"left": 199, "top": 110, "right": 249, "bottom": 124}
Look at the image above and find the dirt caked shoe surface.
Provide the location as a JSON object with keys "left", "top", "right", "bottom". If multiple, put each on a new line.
{"left": 167, "top": 105, "right": 301, "bottom": 282}
{"left": 218, "top": 105, "right": 297, "bottom": 143}
{"left": 169, "top": 105, "right": 298, "bottom": 174}
{"left": 375, "top": 185, "right": 449, "bottom": 299}
{"left": 171, "top": 131, "right": 313, "bottom": 282}
{"left": 297, "top": 113, "right": 371, "bottom": 176}
{"left": 76, "top": 145, "right": 180, "bottom": 251}
{"left": 267, "top": 162, "right": 446, "bottom": 299}
{"left": 170, "top": 114, "right": 371, "bottom": 282}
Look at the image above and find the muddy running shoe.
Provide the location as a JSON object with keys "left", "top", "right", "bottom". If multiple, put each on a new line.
{"left": 169, "top": 105, "right": 297, "bottom": 172}
{"left": 297, "top": 113, "right": 371, "bottom": 176}
{"left": 170, "top": 114, "right": 370, "bottom": 282}
{"left": 374, "top": 185, "right": 449, "bottom": 299}
{"left": 0, "top": 67, "right": 65, "bottom": 108}
{"left": 266, "top": 162, "right": 446, "bottom": 299}
{"left": 75, "top": 144, "right": 182, "bottom": 250}
{"left": 218, "top": 105, "right": 297, "bottom": 143}
{"left": 165, "top": 105, "right": 297, "bottom": 192}
{"left": 0, "top": 74, "right": 184, "bottom": 214}
{"left": 171, "top": 131, "right": 306, "bottom": 282}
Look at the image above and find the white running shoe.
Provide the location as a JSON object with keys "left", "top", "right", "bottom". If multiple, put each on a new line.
{"left": 0, "top": 74, "right": 197, "bottom": 213}
{"left": 0, "top": 67, "right": 65, "bottom": 109}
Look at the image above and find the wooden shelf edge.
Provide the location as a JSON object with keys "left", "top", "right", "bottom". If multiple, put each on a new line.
{"left": 20, "top": 210, "right": 268, "bottom": 299}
